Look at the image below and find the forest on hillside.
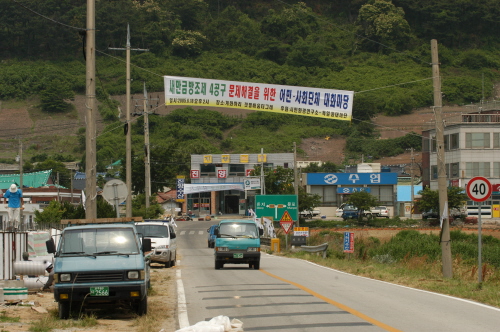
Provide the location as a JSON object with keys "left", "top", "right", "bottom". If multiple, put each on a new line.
{"left": 0, "top": 0, "right": 499, "bottom": 189}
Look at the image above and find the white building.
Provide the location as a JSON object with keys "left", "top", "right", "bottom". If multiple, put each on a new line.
{"left": 422, "top": 104, "right": 500, "bottom": 218}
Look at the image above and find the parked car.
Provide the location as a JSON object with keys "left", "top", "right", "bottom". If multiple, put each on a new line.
{"left": 371, "top": 206, "right": 389, "bottom": 218}
{"left": 299, "top": 209, "right": 321, "bottom": 218}
{"left": 207, "top": 224, "right": 218, "bottom": 248}
{"left": 135, "top": 220, "right": 177, "bottom": 268}
{"left": 422, "top": 210, "right": 439, "bottom": 220}
{"left": 335, "top": 203, "right": 348, "bottom": 217}
{"left": 342, "top": 205, "right": 373, "bottom": 221}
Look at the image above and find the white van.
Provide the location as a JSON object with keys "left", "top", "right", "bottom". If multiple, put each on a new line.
{"left": 135, "top": 220, "right": 177, "bottom": 268}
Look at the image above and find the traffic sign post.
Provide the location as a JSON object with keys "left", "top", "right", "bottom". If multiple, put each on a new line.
{"left": 280, "top": 220, "right": 293, "bottom": 250}
{"left": 466, "top": 176, "right": 492, "bottom": 284}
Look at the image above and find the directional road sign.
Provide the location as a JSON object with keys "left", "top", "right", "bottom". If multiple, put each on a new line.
{"left": 467, "top": 177, "right": 492, "bottom": 202}
{"left": 255, "top": 195, "right": 298, "bottom": 221}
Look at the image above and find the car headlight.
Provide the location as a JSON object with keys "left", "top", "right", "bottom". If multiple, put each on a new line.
{"left": 59, "top": 273, "right": 71, "bottom": 282}
{"left": 247, "top": 247, "right": 260, "bottom": 252}
{"left": 128, "top": 271, "right": 140, "bottom": 279}
{"left": 216, "top": 247, "right": 229, "bottom": 252}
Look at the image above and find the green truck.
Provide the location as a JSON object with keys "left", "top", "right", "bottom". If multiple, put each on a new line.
{"left": 214, "top": 219, "right": 263, "bottom": 270}
{"left": 46, "top": 218, "right": 151, "bottom": 319}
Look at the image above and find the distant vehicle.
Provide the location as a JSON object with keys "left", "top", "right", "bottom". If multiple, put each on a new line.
{"left": 342, "top": 206, "right": 373, "bottom": 221}
{"left": 371, "top": 206, "right": 389, "bottom": 218}
{"left": 422, "top": 210, "right": 439, "bottom": 220}
{"left": 335, "top": 203, "right": 348, "bottom": 217}
{"left": 135, "top": 220, "right": 177, "bottom": 268}
{"left": 299, "top": 209, "right": 321, "bottom": 218}
{"left": 214, "top": 219, "right": 263, "bottom": 270}
{"left": 207, "top": 224, "right": 218, "bottom": 248}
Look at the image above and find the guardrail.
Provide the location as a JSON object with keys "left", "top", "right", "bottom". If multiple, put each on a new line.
{"left": 300, "top": 243, "right": 328, "bottom": 259}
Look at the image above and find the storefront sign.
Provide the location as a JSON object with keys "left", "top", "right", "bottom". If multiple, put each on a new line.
{"left": 307, "top": 173, "right": 397, "bottom": 185}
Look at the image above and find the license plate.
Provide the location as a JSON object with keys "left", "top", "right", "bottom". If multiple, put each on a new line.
{"left": 233, "top": 253, "right": 243, "bottom": 259}
{"left": 90, "top": 286, "right": 109, "bottom": 296}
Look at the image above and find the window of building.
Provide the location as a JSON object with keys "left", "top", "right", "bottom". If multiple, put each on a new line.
{"left": 431, "top": 136, "right": 436, "bottom": 152}
{"left": 450, "top": 162, "right": 459, "bottom": 178}
{"left": 494, "top": 162, "right": 500, "bottom": 177}
{"left": 494, "top": 133, "right": 500, "bottom": 148}
{"left": 431, "top": 165, "right": 438, "bottom": 179}
{"left": 229, "top": 164, "right": 245, "bottom": 176}
{"left": 449, "top": 133, "right": 459, "bottom": 150}
{"left": 466, "top": 162, "right": 490, "bottom": 177}
{"left": 200, "top": 164, "right": 215, "bottom": 176}
{"left": 465, "top": 133, "right": 490, "bottom": 148}
{"left": 311, "top": 186, "right": 336, "bottom": 206}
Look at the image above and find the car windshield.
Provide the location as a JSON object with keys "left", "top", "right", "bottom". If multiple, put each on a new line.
{"left": 135, "top": 224, "right": 169, "bottom": 238}
{"left": 219, "top": 223, "right": 258, "bottom": 238}
{"left": 344, "top": 206, "right": 357, "bottom": 211}
{"left": 59, "top": 228, "right": 139, "bottom": 256}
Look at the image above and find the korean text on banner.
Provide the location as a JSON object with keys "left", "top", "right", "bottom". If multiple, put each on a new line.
{"left": 164, "top": 76, "right": 354, "bottom": 122}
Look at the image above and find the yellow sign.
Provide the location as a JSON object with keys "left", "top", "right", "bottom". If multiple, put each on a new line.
{"left": 221, "top": 154, "right": 230, "bottom": 163}
{"left": 280, "top": 210, "right": 293, "bottom": 222}
{"left": 203, "top": 155, "right": 212, "bottom": 163}
{"left": 240, "top": 154, "right": 249, "bottom": 163}
{"left": 257, "top": 154, "right": 267, "bottom": 162}
{"left": 294, "top": 227, "right": 309, "bottom": 232}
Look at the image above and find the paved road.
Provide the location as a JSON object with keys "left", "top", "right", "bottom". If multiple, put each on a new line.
{"left": 175, "top": 219, "right": 500, "bottom": 331}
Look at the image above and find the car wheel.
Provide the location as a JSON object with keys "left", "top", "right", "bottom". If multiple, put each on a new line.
{"left": 134, "top": 295, "right": 148, "bottom": 316}
{"left": 253, "top": 261, "right": 260, "bottom": 270}
{"left": 171, "top": 254, "right": 176, "bottom": 267}
{"left": 215, "top": 261, "right": 222, "bottom": 269}
{"left": 58, "top": 302, "right": 70, "bottom": 319}
{"left": 165, "top": 255, "right": 171, "bottom": 268}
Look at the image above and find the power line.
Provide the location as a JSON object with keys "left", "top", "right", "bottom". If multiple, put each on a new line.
{"left": 11, "top": 0, "right": 86, "bottom": 31}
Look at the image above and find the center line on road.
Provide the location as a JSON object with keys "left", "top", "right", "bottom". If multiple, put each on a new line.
{"left": 260, "top": 269, "right": 402, "bottom": 332}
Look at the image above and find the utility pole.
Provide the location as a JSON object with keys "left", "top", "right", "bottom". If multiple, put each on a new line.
{"left": 85, "top": 0, "right": 97, "bottom": 219}
{"left": 432, "top": 39, "right": 452, "bottom": 278}
{"left": 410, "top": 147, "right": 414, "bottom": 220}
{"left": 260, "top": 148, "right": 265, "bottom": 195}
{"left": 109, "top": 24, "right": 148, "bottom": 217}
{"left": 18, "top": 139, "right": 23, "bottom": 228}
{"left": 133, "top": 84, "right": 159, "bottom": 210}
{"left": 143, "top": 83, "right": 151, "bottom": 210}
{"left": 293, "top": 142, "right": 299, "bottom": 227}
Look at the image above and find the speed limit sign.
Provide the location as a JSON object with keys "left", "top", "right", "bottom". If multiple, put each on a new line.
{"left": 466, "top": 177, "right": 492, "bottom": 202}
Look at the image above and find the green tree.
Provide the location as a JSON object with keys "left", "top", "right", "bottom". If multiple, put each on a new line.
{"left": 415, "top": 186, "right": 467, "bottom": 216}
{"left": 346, "top": 191, "right": 379, "bottom": 221}
{"left": 355, "top": 0, "right": 412, "bottom": 52}
{"left": 39, "top": 80, "right": 74, "bottom": 113}
{"left": 132, "top": 193, "right": 164, "bottom": 219}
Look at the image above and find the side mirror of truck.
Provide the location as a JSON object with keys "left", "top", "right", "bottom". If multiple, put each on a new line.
{"left": 142, "top": 238, "right": 152, "bottom": 252}
{"left": 259, "top": 228, "right": 263, "bottom": 236}
{"left": 214, "top": 227, "right": 219, "bottom": 237}
{"left": 46, "top": 238, "right": 56, "bottom": 254}
{"left": 170, "top": 232, "right": 176, "bottom": 239}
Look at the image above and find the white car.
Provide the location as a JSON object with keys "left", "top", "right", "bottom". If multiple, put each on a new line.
{"left": 371, "top": 206, "right": 389, "bottom": 218}
{"left": 135, "top": 220, "right": 177, "bottom": 268}
{"left": 336, "top": 203, "right": 349, "bottom": 217}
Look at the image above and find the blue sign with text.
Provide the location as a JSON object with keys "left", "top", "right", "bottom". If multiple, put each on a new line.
{"left": 307, "top": 173, "right": 397, "bottom": 185}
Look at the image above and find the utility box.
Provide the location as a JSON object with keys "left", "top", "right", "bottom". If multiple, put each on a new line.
{"left": 271, "top": 238, "right": 280, "bottom": 252}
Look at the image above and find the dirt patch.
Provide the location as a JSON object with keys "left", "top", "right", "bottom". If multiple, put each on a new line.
{"left": 0, "top": 263, "right": 177, "bottom": 332}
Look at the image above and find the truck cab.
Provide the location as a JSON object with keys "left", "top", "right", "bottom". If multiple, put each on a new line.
{"left": 46, "top": 219, "right": 151, "bottom": 319}
{"left": 135, "top": 220, "right": 177, "bottom": 268}
{"left": 214, "top": 219, "right": 263, "bottom": 270}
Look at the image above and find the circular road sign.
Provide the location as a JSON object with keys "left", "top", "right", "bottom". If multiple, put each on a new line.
{"left": 466, "top": 176, "right": 492, "bottom": 202}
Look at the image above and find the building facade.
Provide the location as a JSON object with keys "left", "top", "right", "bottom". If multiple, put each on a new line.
{"left": 188, "top": 153, "right": 294, "bottom": 217}
{"left": 422, "top": 107, "right": 500, "bottom": 218}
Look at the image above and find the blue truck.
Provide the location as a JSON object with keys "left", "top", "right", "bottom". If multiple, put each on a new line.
{"left": 214, "top": 219, "right": 263, "bottom": 270}
{"left": 46, "top": 218, "right": 151, "bottom": 319}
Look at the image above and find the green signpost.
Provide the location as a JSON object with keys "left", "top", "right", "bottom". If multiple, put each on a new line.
{"left": 255, "top": 195, "right": 298, "bottom": 221}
